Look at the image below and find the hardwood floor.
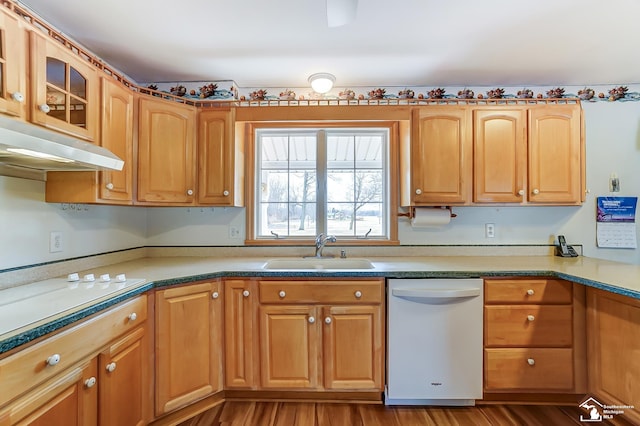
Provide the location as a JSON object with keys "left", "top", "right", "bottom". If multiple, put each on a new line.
{"left": 178, "top": 401, "right": 636, "bottom": 426}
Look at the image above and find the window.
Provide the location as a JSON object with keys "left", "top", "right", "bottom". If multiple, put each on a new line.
{"left": 253, "top": 126, "right": 392, "bottom": 242}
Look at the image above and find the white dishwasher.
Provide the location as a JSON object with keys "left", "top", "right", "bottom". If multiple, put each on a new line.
{"left": 385, "top": 278, "right": 483, "bottom": 406}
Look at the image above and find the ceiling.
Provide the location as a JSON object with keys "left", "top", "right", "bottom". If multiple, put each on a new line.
{"left": 16, "top": 0, "right": 640, "bottom": 90}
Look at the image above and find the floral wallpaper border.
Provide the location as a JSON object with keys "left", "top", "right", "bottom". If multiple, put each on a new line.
{"left": 142, "top": 81, "right": 640, "bottom": 103}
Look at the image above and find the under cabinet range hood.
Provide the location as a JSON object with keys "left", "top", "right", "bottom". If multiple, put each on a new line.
{"left": 0, "top": 115, "right": 124, "bottom": 180}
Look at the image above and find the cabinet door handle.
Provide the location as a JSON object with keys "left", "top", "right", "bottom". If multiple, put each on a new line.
{"left": 308, "top": 316, "right": 315, "bottom": 324}
{"left": 106, "top": 183, "right": 114, "bottom": 190}
{"left": 242, "top": 290, "right": 250, "bottom": 297}
{"left": 518, "top": 189, "right": 525, "bottom": 196}
{"left": 187, "top": 189, "right": 194, "bottom": 196}
{"left": 46, "top": 354, "right": 61, "bottom": 366}
{"left": 324, "top": 317, "right": 332, "bottom": 324}
{"left": 11, "top": 92, "right": 25, "bottom": 103}
{"left": 526, "top": 289, "right": 535, "bottom": 296}
{"left": 532, "top": 188, "right": 540, "bottom": 195}
{"left": 415, "top": 189, "right": 422, "bottom": 195}
{"left": 223, "top": 190, "right": 230, "bottom": 196}
{"left": 527, "top": 315, "right": 535, "bottom": 322}
{"left": 212, "top": 291, "right": 219, "bottom": 299}
{"left": 106, "top": 362, "right": 117, "bottom": 373}
{"left": 84, "top": 377, "right": 97, "bottom": 388}
{"left": 354, "top": 290, "right": 362, "bottom": 299}
{"left": 128, "top": 312, "right": 137, "bottom": 322}
{"left": 38, "top": 104, "right": 51, "bottom": 113}
{"left": 527, "top": 358, "right": 535, "bottom": 366}
{"left": 279, "top": 290, "right": 286, "bottom": 298}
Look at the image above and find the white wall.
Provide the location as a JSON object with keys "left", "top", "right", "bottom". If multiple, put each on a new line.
{"left": 1, "top": 86, "right": 639, "bottom": 269}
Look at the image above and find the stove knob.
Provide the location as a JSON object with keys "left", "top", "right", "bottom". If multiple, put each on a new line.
{"left": 67, "top": 273, "right": 80, "bottom": 282}
{"left": 100, "top": 274, "right": 111, "bottom": 282}
{"left": 84, "top": 274, "right": 95, "bottom": 282}
{"left": 115, "top": 274, "right": 127, "bottom": 282}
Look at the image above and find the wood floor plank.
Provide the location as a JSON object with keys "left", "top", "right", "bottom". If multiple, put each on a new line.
{"left": 316, "top": 403, "right": 363, "bottom": 426}
{"left": 357, "top": 404, "right": 400, "bottom": 426}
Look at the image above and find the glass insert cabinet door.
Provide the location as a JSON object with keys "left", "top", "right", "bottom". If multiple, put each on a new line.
{"left": 46, "top": 57, "right": 87, "bottom": 129}
{"left": 256, "top": 128, "right": 390, "bottom": 240}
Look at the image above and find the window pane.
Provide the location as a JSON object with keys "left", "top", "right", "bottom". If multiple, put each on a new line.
{"left": 69, "top": 66, "right": 86, "bottom": 99}
{"left": 46, "top": 57, "right": 65, "bottom": 89}
{"left": 289, "top": 170, "right": 316, "bottom": 202}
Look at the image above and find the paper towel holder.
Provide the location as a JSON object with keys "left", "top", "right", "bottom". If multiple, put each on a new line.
{"left": 398, "top": 206, "right": 457, "bottom": 219}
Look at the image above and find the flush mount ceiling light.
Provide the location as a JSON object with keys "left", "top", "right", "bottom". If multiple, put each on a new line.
{"left": 308, "top": 73, "right": 336, "bottom": 94}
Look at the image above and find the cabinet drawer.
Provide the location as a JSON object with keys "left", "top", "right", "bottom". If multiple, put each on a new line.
{"left": 484, "top": 348, "right": 574, "bottom": 391}
{"left": 485, "top": 279, "right": 572, "bottom": 304}
{"left": 259, "top": 280, "right": 382, "bottom": 304}
{"left": 0, "top": 295, "right": 146, "bottom": 407}
{"left": 485, "top": 305, "right": 572, "bottom": 347}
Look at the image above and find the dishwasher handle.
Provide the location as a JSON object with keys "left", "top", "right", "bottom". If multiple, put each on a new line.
{"left": 392, "top": 287, "right": 481, "bottom": 300}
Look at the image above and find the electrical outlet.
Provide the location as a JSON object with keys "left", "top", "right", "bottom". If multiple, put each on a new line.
{"left": 485, "top": 223, "right": 495, "bottom": 238}
{"left": 229, "top": 226, "right": 240, "bottom": 238}
{"left": 50, "top": 231, "right": 63, "bottom": 253}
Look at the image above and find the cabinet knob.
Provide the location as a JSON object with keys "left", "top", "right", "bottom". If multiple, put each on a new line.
{"left": 354, "top": 290, "right": 362, "bottom": 299}
{"left": 242, "top": 290, "right": 250, "bottom": 297}
{"left": 526, "top": 289, "right": 535, "bottom": 296}
{"left": 532, "top": 188, "right": 540, "bottom": 195}
{"left": 128, "top": 312, "right": 137, "bottom": 322}
{"left": 223, "top": 190, "right": 230, "bottom": 196}
{"left": 106, "top": 183, "right": 114, "bottom": 190}
{"left": 106, "top": 362, "right": 117, "bottom": 373}
{"left": 11, "top": 92, "right": 25, "bottom": 103}
{"left": 527, "top": 315, "right": 535, "bottom": 322}
{"left": 187, "top": 189, "right": 194, "bottom": 196}
{"left": 84, "top": 377, "right": 97, "bottom": 388}
{"left": 527, "top": 358, "right": 535, "bottom": 366}
{"left": 415, "top": 189, "right": 422, "bottom": 195}
{"left": 518, "top": 189, "right": 525, "bottom": 196}
{"left": 279, "top": 290, "right": 286, "bottom": 298}
{"left": 46, "top": 354, "right": 61, "bottom": 366}
{"left": 308, "top": 316, "right": 315, "bottom": 324}
{"left": 38, "top": 104, "right": 51, "bottom": 113}
{"left": 212, "top": 291, "right": 219, "bottom": 299}
{"left": 324, "top": 317, "right": 332, "bottom": 324}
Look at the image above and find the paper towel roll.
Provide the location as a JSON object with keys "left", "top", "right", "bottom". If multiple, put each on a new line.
{"left": 411, "top": 208, "right": 451, "bottom": 228}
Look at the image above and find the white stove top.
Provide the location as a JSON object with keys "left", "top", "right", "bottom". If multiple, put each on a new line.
{"left": 0, "top": 273, "right": 146, "bottom": 338}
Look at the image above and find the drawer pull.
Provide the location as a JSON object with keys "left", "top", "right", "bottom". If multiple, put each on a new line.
{"left": 212, "top": 291, "right": 219, "bottom": 299}
{"left": 526, "top": 289, "right": 535, "bottom": 296}
{"left": 527, "top": 315, "right": 535, "bottom": 322}
{"left": 128, "top": 312, "right": 137, "bottom": 322}
{"left": 354, "top": 290, "right": 362, "bottom": 299}
{"left": 46, "top": 354, "right": 61, "bottom": 366}
{"left": 106, "top": 362, "right": 117, "bottom": 373}
{"left": 279, "top": 290, "right": 286, "bottom": 298}
{"left": 84, "top": 377, "right": 97, "bottom": 388}
{"left": 308, "top": 316, "right": 315, "bottom": 324}
{"left": 527, "top": 358, "right": 535, "bottom": 366}
{"left": 243, "top": 290, "right": 250, "bottom": 297}
{"left": 324, "top": 317, "right": 332, "bottom": 324}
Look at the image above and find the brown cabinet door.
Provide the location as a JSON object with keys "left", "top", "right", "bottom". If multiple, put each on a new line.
{"left": 198, "top": 109, "right": 242, "bottom": 205}
{"left": 29, "top": 31, "right": 98, "bottom": 142}
{"left": 137, "top": 96, "right": 196, "bottom": 204}
{"left": 259, "top": 305, "right": 320, "bottom": 389}
{"left": 410, "top": 108, "right": 472, "bottom": 204}
{"left": 224, "top": 279, "right": 258, "bottom": 389}
{"left": 155, "top": 281, "right": 222, "bottom": 415}
{"left": 0, "top": 9, "right": 26, "bottom": 118}
{"left": 99, "top": 326, "right": 150, "bottom": 426}
{"left": 528, "top": 106, "right": 582, "bottom": 204}
{"left": 473, "top": 109, "right": 527, "bottom": 203}
{"left": 322, "top": 305, "right": 383, "bottom": 390}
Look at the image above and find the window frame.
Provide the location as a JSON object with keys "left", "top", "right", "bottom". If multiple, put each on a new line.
{"left": 245, "top": 120, "right": 400, "bottom": 246}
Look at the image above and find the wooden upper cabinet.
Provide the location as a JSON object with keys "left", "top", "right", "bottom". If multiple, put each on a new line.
{"left": 528, "top": 106, "right": 582, "bottom": 204}
{"left": 198, "top": 108, "right": 244, "bottom": 206}
{"left": 410, "top": 107, "right": 472, "bottom": 205}
{"left": 29, "top": 30, "right": 99, "bottom": 142}
{"left": 137, "top": 96, "right": 197, "bottom": 204}
{"left": 474, "top": 109, "right": 527, "bottom": 203}
{"left": 45, "top": 77, "right": 134, "bottom": 204}
{"left": 0, "top": 8, "right": 26, "bottom": 118}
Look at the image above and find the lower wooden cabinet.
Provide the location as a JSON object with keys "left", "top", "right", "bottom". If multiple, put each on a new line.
{"left": 587, "top": 288, "right": 640, "bottom": 425}
{"left": 483, "top": 278, "right": 586, "bottom": 394}
{"left": 155, "top": 281, "right": 223, "bottom": 415}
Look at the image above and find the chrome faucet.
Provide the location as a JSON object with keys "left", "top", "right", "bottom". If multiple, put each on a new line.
{"left": 314, "top": 233, "right": 337, "bottom": 258}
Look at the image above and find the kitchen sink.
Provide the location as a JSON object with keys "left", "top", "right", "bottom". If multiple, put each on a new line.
{"left": 262, "top": 257, "right": 375, "bottom": 270}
